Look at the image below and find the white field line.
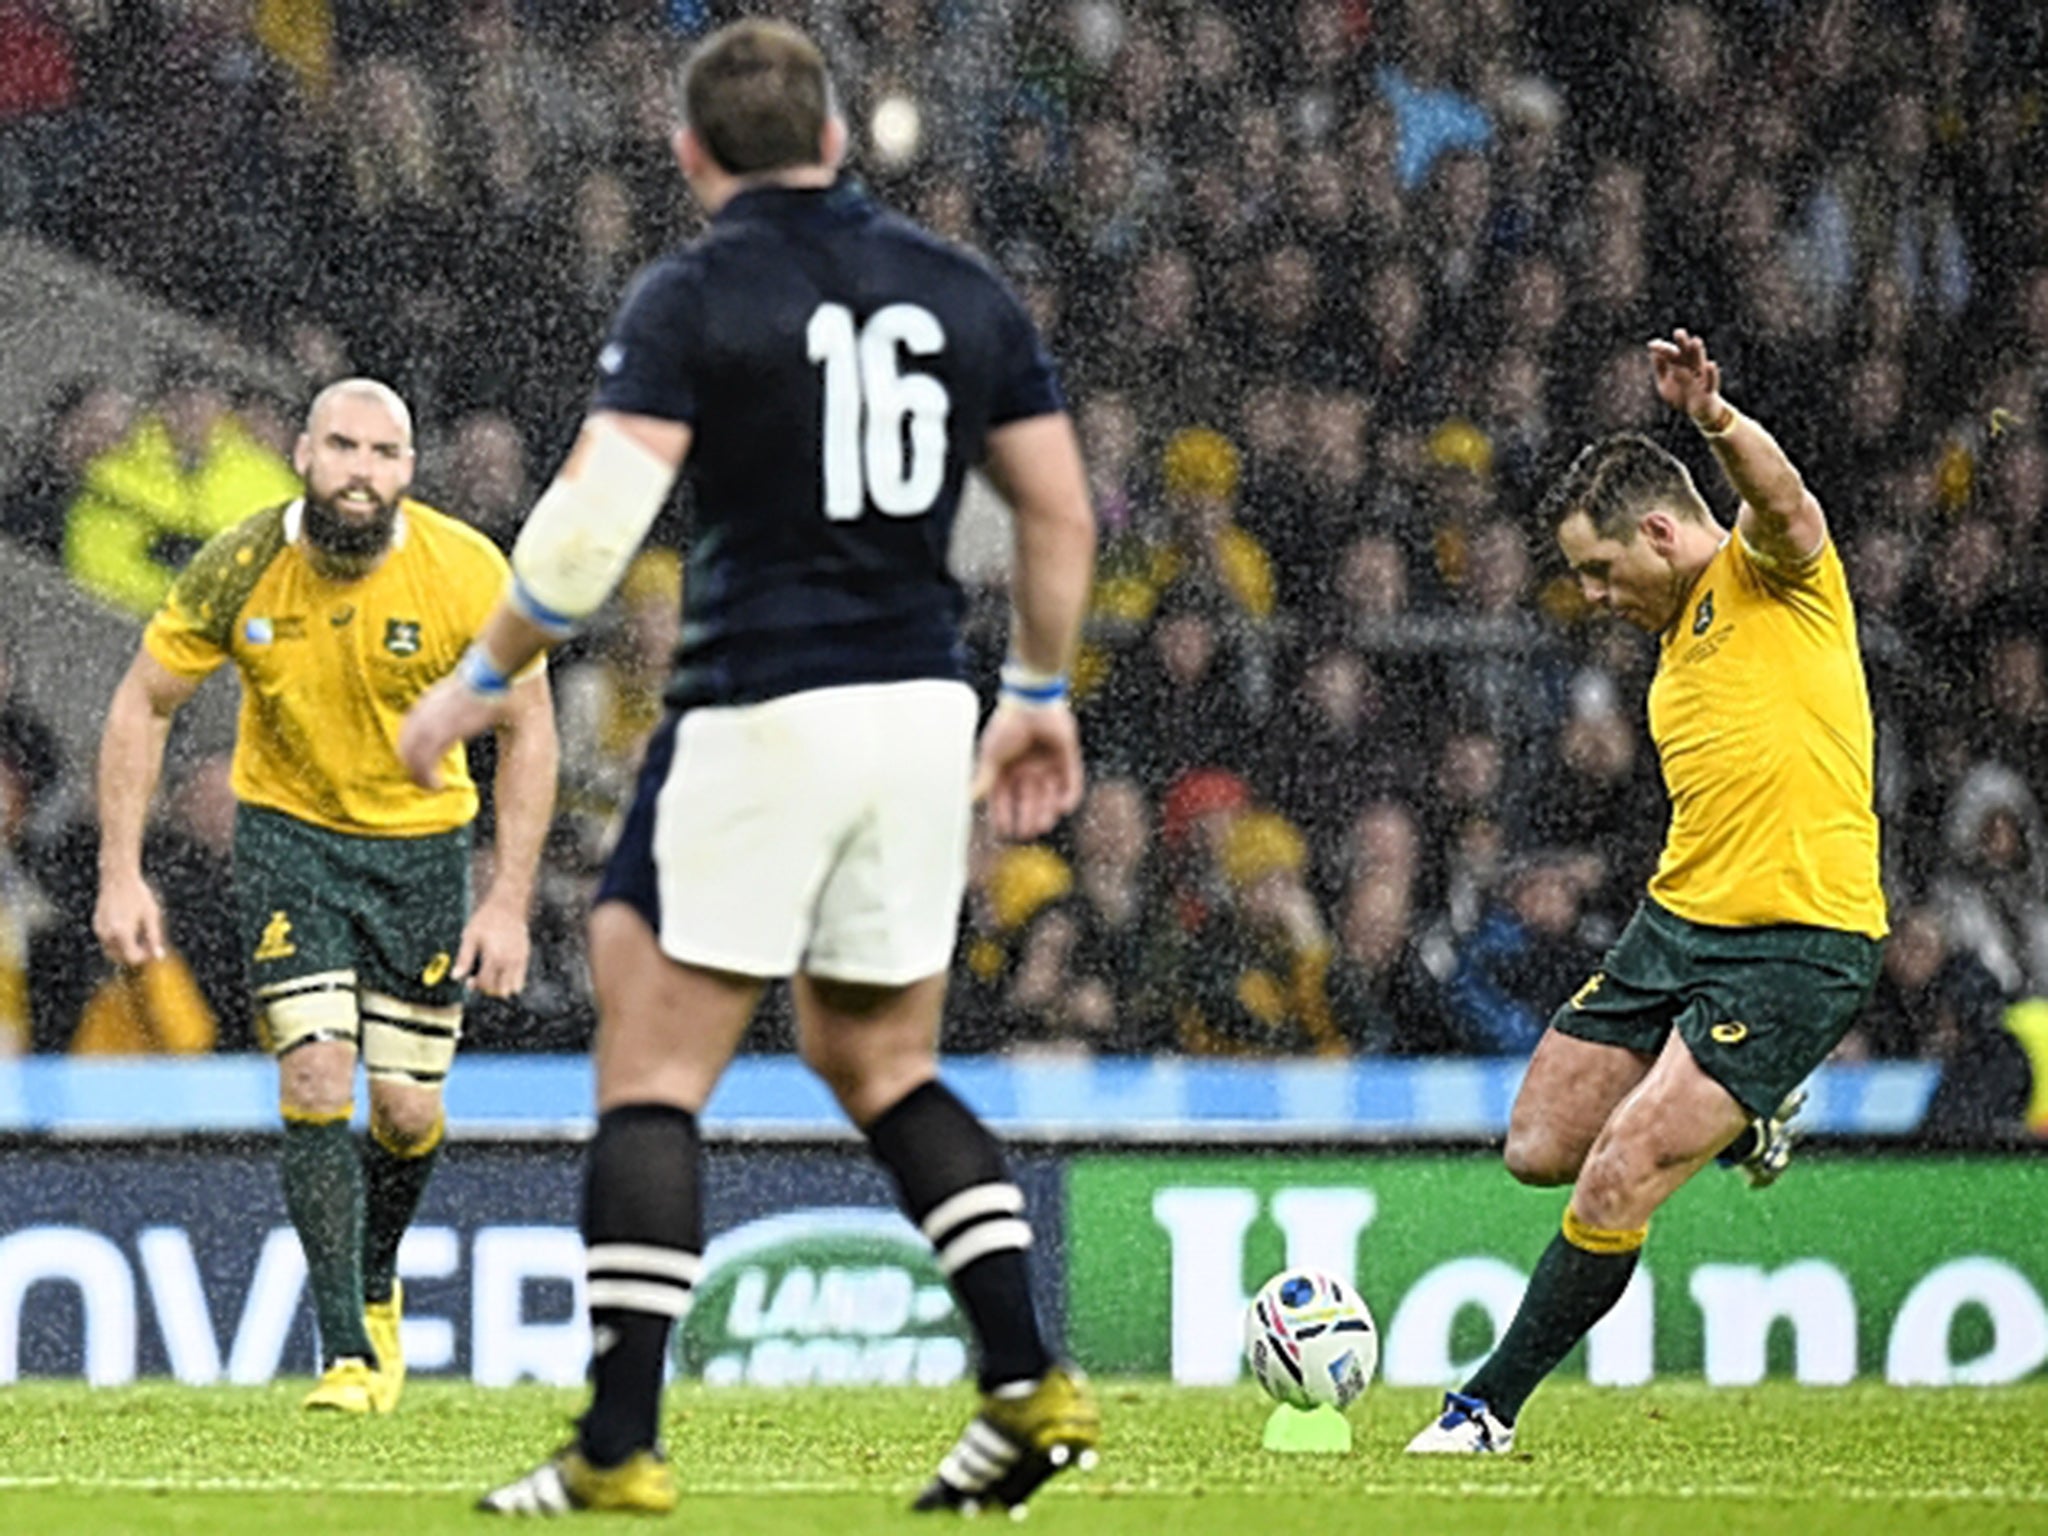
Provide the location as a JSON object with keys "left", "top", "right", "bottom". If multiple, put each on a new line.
{"left": 0, "top": 1474, "right": 2041, "bottom": 1504}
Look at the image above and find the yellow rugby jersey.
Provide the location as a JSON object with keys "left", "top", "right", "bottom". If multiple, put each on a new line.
{"left": 145, "top": 499, "right": 532, "bottom": 837}
{"left": 1646, "top": 531, "right": 1886, "bottom": 937}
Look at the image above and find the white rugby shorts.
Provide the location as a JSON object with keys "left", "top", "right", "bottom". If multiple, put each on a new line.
{"left": 612, "top": 679, "right": 978, "bottom": 985}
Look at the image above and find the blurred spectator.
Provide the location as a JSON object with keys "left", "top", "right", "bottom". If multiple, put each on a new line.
{"left": 1083, "top": 427, "right": 1277, "bottom": 779}
{"left": 0, "top": 0, "right": 78, "bottom": 236}
{"left": 1860, "top": 905, "right": 1993, "bottom": 1060}
{"left": 326, "top": 56, "right": 467, "bottom": 408}
{"left": 1847, "top": 526, "right": 1931, "bottom": 887}
{"left": 1157, "top": 766, "right": 1251, "bottom": 936}
{"left": 954, "top": 841, "right": 1074, "bottom": 1055}
{"left": 1349, "top": 259, "right": 1438, "bottom": 423}
{"left": 1980, "top": 428, "right": 2044, "bottom": 563}
{"left": 33, "top": 749, "right": 238, "bottom": 1057}
{"left": 1373, "top": 1, "right": 1492, "bottom": 190}
{"left": 25, "top": 746, "right": 242, "bottom": 1054}
{"left": 555, "top": 550, "right": 680, "bottom": 863}
{"left": 1525, "top": 682, "right": 1664, "bottom": 922}
{"left": 1075, "top": 389, "right": 1147, "bottom": 547}
{"left": 1326, "top": 800, "right": 1452, "bottom": 1054}
{"left": 1931, "top": 763, "right": 2048, "bottom": 1000}
{"left": 0, "top": 628, "right": 63, "bottom": 819}
{"left": 1980, "top": 635, "right": 2048, "bottom": 773}
{"left": 144, "top": 753, "right": 248, "bottom": 1050}
{"left": 1145, "top": 426, "right": 1277, "bottom": 622}
{"left": 433, "top": 409, "right": 533, "bottom": 548}
{"left": 1120, "top": 246, "right": 1221, "bottom": 421}
{"left": 1911, "top": 519, "right": 2010, "bottom": 707}
{"left": 1443, "top": 516, "right": 1560, "bottom": 779}
{"left": 1333, "top": 532, "right": 1416, "bottom": 642}
{"left": 66, "top": 947, "right": 217, "bottom": 1055}
{"left": 980, "top": 107, "right": 1066, "bottom": 279}
{"left": 1429, "top": 852, "right": 1604, "bottom": 1055}
{"left": 1868, "top": 906, "right": 2040, "bottom": 1148}
{"left": 1, "top": 377, "right": 135, "bottom": 559}
{"left": 1263, "top": 644, "right": 1422, "bottom": 863}
{"left": 1087, "top": 584, "right": 1265, "bottom": 785}
{"left": 1175, "top": 809, "right": 1343, "bottom": 1057}
{"left": 1262, "top": 388, "right": 1371, "bottom": 605}
{"left": 0, "top": 634, "right": 61, "bottom": 1043}
{"left": 1423, "top": 728, "right": 1514, "bottom": 931}
{"left": 1489, "top": 76, "right": 1565, "bottom": 258}
{"left": 1000, "top": 899, "right": 1090, "bottom": 1057}
{"left": 0, "top": 749, "right": 51, "bottom": 1053}
{"left": 63, "top": 362, "right": 301, "bottom": 616}
{"left": 232, "top": 386, "right": 299, "bottom": 460}
{"left": 1053, "top": 776, "right": 1176, "bottom": 1053}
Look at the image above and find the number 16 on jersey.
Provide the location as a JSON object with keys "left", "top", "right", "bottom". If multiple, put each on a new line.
{"left": 806, "top": 302, "right": 952, "bottom": 521}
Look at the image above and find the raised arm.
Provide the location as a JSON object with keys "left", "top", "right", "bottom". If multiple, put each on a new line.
{"left": 94, "top": 649, "right": 203, "bottom": 964}
{"left": 1649, "top": 328, "right": 1826, "bottom": 567}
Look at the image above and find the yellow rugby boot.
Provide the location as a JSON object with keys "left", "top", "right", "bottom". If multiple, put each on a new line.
{"left": 914, "top": 1364, "right": 1101, "bottom": 1514}
{"left": 302, "top": 1356, "right": 376, "bottom": 1414}
{"left": 477, "top": 1446, "right": 679, "bottom": 1516}
{"left": 364, "top": 1280, "right": 405, "bottom": 1413}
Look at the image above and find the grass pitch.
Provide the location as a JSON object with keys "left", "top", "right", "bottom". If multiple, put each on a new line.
{"left": 0, "top": 1379, "right": 2041, "bottom": 1535}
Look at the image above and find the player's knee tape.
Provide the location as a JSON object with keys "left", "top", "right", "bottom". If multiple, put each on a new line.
{"left": 360, "top": 992, "right": 462, "bottom": 1085}
{"left": 256, "top": 971, "right": 360, "bottom": 1056}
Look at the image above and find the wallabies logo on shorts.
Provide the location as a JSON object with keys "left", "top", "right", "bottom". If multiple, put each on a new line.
{"left": 254, "top": 911, "right": 297, "bottom": 962}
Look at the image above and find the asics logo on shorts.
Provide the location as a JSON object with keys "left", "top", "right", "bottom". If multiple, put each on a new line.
{"left": 1710, "top": 1020, "right": 1749, "bottom": 1045}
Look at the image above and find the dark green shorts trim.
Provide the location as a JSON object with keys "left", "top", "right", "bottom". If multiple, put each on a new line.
{"left": 1552, "top": 899, "right": 1881, "bottom": 1118}
{"left": 235, "top": 805, "right": 472, "bottom": 1009}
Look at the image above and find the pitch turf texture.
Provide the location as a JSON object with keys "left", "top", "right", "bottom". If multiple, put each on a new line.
{"left": 0, "top": 1381, "right": 2041, "bottom": 1534}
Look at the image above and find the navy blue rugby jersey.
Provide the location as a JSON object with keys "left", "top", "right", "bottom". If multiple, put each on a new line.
{"left": 590, "top": 176, "right": 1064, "bottom": 711}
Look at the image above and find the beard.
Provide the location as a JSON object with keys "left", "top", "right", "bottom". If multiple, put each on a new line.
{"left": 303, "top": 489, "right": 398, "bottom": 563}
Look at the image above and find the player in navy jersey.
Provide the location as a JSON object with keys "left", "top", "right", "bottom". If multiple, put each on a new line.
{"left": 400, "top": 18, "right": 1099, "bottom": 1519}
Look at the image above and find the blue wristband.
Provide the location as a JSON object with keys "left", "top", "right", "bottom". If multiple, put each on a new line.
{"left": 999, "top": 660, "right": 1069, "bottom": 708}
{"left": 456, "top": 643, "right": 511, "bottom": 699}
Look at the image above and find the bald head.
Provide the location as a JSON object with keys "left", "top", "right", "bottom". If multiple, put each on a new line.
{"left": 305, "top": 377, "right": 413, "bottom": 446}
{"left": 295, "top": 378, "right": 416, "bottom": 572}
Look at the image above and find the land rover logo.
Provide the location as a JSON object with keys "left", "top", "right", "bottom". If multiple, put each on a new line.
{"left": 678, "top": 1209, "right": 970, "bottom": 1388}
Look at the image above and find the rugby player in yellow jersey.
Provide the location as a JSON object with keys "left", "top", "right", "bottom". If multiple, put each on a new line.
{"left": 92, "top": 379, "right": 558, "bottom": 1414}
{"left": 1408, "top": 330, "right": 1887, "bottom": 1455}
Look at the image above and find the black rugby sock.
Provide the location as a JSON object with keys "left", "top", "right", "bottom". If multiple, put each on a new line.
{"left": 1462, "top": 1209, "right": 1645, "bottom": 1424}
{"left": 578, "top": 1104, "right": 702, "bottom": 1467}
{"left": 864, "top": 1079, "right": 1052, "bottom": 1391}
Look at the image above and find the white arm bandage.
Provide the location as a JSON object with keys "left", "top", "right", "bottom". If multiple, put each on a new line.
{"left": 509, "top": 419, "right": 677, "bottom": 633}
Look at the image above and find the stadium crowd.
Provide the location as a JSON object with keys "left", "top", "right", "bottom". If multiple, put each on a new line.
{"left": 0, "top": 1, "right": 2043, "bottom": 1131}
